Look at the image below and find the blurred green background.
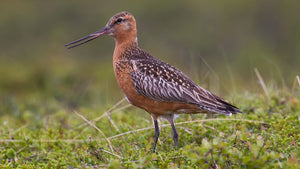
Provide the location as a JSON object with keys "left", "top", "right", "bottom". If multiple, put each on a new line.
{"left": 0, "top": 0, "right": 299, "bottom": 116}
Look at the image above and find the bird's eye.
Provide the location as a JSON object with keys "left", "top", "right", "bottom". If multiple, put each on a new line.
{"left": 115, "top": 18, "right": 123, "bottom": 24}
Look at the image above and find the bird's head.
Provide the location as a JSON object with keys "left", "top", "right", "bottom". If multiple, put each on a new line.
{"left": 65, "top": 11, "right": 137, "bottom": 49}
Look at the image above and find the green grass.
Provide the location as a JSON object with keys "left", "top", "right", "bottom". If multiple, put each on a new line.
{"left": 1, "top": 77, "right": 300, "bottom": 168}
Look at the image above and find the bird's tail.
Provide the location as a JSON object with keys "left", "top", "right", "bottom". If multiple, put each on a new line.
{"left": 213, "top": 97, "right": 243, "bottom": 116}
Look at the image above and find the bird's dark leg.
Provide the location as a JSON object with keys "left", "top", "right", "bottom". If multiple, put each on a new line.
{"left": 152, "top": 119, "right": 160, "bottom": 152}
{"left": 170, "top": 120, "right": 179, "bottom": 149}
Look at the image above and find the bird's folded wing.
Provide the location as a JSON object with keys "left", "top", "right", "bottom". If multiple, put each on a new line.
{"left": 130, "top": 59, "right": 241, "bottom": 115}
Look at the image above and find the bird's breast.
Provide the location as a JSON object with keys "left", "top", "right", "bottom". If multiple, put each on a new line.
{"left": 113, "top": 59, "right": 138, "bottom": 102}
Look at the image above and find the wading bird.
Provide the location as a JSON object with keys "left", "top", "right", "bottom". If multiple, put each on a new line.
{"left": 66, "top": 11, "right": 242, "bottom": 152}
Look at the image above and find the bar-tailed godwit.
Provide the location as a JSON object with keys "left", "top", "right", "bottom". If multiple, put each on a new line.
{"left": 66, "top": 11, "right": 242, "bottom": 152}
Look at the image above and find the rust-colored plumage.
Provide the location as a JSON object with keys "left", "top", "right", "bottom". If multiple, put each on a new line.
{"left": 66, "top": 11, "right": 242, "bottom": 152}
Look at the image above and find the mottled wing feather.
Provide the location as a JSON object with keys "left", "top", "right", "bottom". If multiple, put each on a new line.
{"left": 130, "top": 58, "right": 241, "bottom": 115}
{"left": 132, "top": 69, "right": 186, "bottom": 103}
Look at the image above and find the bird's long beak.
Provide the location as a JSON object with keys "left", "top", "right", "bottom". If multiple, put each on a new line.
{"left": 65, "top": 26, "right": 109, "bottom": 49}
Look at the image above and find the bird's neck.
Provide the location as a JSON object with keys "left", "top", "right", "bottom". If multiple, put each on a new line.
{"left": 114, "top": 27, "right": 138, "bottom": 46}
{"left": 115, "top": 34, "right": 138, "bottom": 46}
{"left": 113, "top": 37, "right": 138, "bottom": 62}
